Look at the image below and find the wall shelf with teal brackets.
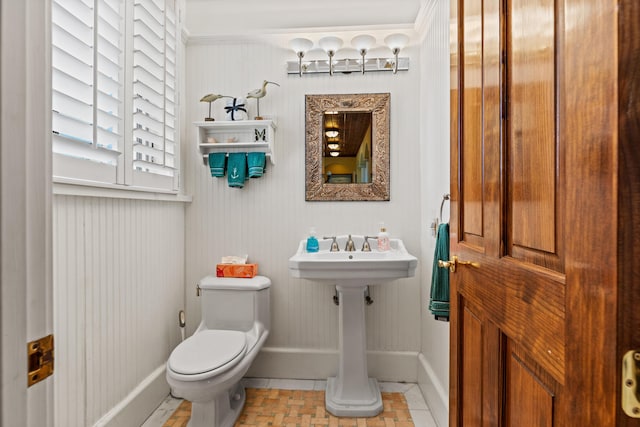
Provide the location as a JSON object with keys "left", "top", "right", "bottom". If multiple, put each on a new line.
{"left": 195, "top": 120, "right": 277, "bottom": 166}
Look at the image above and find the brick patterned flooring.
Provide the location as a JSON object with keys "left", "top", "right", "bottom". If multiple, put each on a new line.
{"left": 163, "top": 388, "right": 414, "bottom": 427}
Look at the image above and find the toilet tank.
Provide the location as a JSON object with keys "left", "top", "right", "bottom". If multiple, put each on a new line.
{"left": 198, "top": 275, "right": 270, "bottom": 332}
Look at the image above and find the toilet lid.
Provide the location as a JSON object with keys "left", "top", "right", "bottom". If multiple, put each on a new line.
{"left": 168, "top": 330, "right": 247, "bottom": 375}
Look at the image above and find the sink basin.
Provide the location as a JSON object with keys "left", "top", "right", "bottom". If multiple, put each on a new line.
{"left": 288, "top": 235, "right": 417, "bottom": 284}
{"left": 288, "top": 234, "right": 418, "bottom": 417}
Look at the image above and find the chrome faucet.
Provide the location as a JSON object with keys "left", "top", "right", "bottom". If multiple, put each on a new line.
{"left": 323, "top": 236, "right": 340, "bottom": 252}
{"left": 345, "top": 234, "right": 356, "bottom": 252}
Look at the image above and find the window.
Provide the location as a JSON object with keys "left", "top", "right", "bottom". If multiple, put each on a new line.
{"left": 52, "top": 0, "right": 180, "bottom": 192}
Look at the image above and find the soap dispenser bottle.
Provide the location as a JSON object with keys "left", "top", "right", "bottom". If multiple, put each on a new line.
{"left": 377, "top": 223, "right": 390, "bottom": 251}
{"left": 306, "top": 227, "right": 319, "bottom": 253}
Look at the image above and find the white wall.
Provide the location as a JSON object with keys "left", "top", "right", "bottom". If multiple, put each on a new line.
{"left": 417, "top": 1, "right": 451, "bottom": 426}
{"left": 184, "top": 39, "right": 424, "bottom": 380}
{"left": 53, "top": 195, "right": 185, "bottom": 427}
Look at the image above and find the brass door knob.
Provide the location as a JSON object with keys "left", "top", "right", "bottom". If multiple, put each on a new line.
{"left": 438, "top": 256, "right": 480, "bottom": 273}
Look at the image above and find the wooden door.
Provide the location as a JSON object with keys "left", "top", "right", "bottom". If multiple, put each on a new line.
{"left": 449, "top": 0, "right": 640, "bottom": 426}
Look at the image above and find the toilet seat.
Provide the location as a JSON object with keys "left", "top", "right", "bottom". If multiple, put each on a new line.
{"left": 168, "top": 330, "right": 247, "bottom": 376}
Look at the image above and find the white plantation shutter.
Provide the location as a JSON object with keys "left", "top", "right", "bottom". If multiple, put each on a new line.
{"left": 132, "top": 0, "right": 178, "bottom": 189}
{"left": 52, "top": 0, "right": 180, "bottom": 191}
{"left": 164, "top": 3, "right": 177, "bottom": 172}
{"left": 52, "top": 0, "right": 122, "bottom": 182}
{"left": 96, "top": 0, "right": 123, "bottom": 153}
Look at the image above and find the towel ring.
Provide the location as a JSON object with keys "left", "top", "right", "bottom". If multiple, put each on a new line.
{"left": 439, "top": 193, "right": 450, "bottom": 223}
{"left": 430, "top": 193, "right": 450, "bottom": 237}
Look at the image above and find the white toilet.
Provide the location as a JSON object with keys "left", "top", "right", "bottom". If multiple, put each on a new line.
{"left": 166, "top": 275, "right": 270, "bottom": 427}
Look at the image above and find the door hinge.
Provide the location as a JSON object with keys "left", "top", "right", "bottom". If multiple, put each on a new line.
{"left": 622, "top": 350, "right": 640, "bottom": 418}
{"left": 27, "top": 334, "right": 54, "bottom": 387}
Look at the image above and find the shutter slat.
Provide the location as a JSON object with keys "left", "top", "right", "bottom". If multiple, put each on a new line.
{"left": 133, "top": 127, "right": 163, "bottom": 147}
{"left": 134, "top": 95, "right": 164, "bottom": 119}
{"left": 133, "top": 112, "right": 163, "bottom": 135}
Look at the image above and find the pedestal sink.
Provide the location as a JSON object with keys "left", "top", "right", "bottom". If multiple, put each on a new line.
{"left": 288, "top": 235, "right": 417, "bottom": 417}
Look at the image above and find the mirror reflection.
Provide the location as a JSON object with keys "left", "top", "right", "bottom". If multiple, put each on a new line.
{"left": 323, "top": 111, "right": 373, "bottom": 184}
{"left": 305, "top": 93, "right": 390, "bottom": 201}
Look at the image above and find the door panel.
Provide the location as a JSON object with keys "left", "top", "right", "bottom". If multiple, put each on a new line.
{"left": 461, "top": 304, "right": 483, "bottom": 427}
{"left": 507, "top": 0, "right": 562, "bottom": 270}
{"left": 505, "top": 340, "right": 554, "bottom": 427}
{"left": 461, "top": 0, "right": 484, "bottom": 244}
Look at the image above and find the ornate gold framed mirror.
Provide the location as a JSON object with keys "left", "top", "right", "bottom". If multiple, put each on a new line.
{"left": 305, "top": 93, "right": 390, "bottom": 201}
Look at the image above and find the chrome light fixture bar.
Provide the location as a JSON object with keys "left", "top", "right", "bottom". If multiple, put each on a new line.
{"left": 287, "top": 57, "right": 409, "bottom": 75}
{"left": 288, "top": 33, "right": 410, "bottom": 77}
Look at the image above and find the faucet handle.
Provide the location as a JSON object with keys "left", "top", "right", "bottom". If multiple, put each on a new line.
{"left": 362, "top": 236, "right": 377, "bottom": 252}
{"left": 323, "top": 236, "right": 340, "bottom": 252}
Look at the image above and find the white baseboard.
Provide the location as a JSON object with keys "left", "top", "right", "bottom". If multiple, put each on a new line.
{"left": 93, "top": 365, "right": 169, "bottom": 427}
{"left": 247, "top": 347, "right": 419, "bottom": 383}
{"left": 417, "top": 353, "right": 449, "bottom": 427}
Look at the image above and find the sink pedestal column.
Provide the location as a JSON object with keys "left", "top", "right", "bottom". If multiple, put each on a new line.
{"left": 325, "top": 284, "right": 383, "bottom": 417}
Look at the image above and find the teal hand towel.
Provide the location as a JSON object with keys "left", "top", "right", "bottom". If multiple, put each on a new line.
{"left": 227, "top": 153, "right": 247, "bottom": 188}
{"left": 429, "top": 223, "right": 450, "bottom": 321}
{"left": 208, "top": 152, "right": 227, "bottom": 177}
{"left": 247, "top": 152, "right": 266, "bottom": 178}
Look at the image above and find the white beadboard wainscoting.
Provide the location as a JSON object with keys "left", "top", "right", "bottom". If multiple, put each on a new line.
{"left": 417, "top": 2, "right": 452, "bottom": 426}
{"left": 184, "top": 39, "right": 424, "bottom": 381}
{"left": 53, "top": 195, "right": 185, "bottom": 427}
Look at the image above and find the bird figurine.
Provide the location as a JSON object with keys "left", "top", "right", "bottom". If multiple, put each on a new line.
{"left": 246, "top": 81, "right": 279, "bottom": 120}
{"left": 199, "top": 93, "right": 232, "bottom": 121}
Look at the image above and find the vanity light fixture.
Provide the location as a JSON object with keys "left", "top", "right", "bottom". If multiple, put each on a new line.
{"left": 384, "top": 33, "right": 410, "bottom": 74}
{"left": 286, "top": 33, "right": 410, "bottom": 76}
{"left": 351, "top": 35, "right": 376, "bottom": 74}
{"left": 290, "top": 38, "right": 314, "bottom": 77}
{"left": 318, "top": 36, "right": 343, "bottom": 76}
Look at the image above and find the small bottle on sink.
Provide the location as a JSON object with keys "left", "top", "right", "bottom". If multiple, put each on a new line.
{"left": 377, "top": 223, "right": 390, "bottom": 252}
{"left": 306, "top": 227, "right": 319, "bottom": 253}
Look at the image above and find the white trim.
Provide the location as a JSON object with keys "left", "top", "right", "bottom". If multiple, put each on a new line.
{"left": 247, "top": 347, "right": 419, "bottom": 383}
{"left": 185, "top": 23, "right": 417, "bottom": 46}
{"left": 2, "top": 1, "right": 54, "bottom": 426}
{"left": 53, "top": 177, "right": 192, "bottom": 202}
{"left": 414, "top": 0, "right": 438, "bottom": 42}
{"left": 93, "top": 365, "right": 169, "bottom": 427}
{"left": 417, "top": 353, "right": 449, "bottom": 427}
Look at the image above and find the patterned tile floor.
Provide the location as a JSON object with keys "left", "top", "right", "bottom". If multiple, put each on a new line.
{"left": 142, "top": 379, "right": 437, "bottom": 427}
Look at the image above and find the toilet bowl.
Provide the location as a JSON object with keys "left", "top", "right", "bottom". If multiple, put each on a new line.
{"left": 166, "top": 275, "right": 270, "bottom": 427}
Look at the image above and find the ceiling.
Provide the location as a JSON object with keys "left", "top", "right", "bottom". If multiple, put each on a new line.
{"left": 184, "top": 0, "right": 428, "bottom": 39}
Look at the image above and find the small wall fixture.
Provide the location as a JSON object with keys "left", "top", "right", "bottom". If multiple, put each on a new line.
{"left": 287, "top": 33, "right": 410, "bottom": 76}
{"left": 384, "top": 33, "right": 410, "bottom": 74}
{"left": 290, "top": 38, "right": 314, "bottom": 77}
{"left": 318, "top": 36, "right": 344, "bottom": 76}
{"left": 351, "top": 35, "right": 376, "bottom": 74}
{"left": 325, "top": 128, "right": 339, "bottom": 138}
